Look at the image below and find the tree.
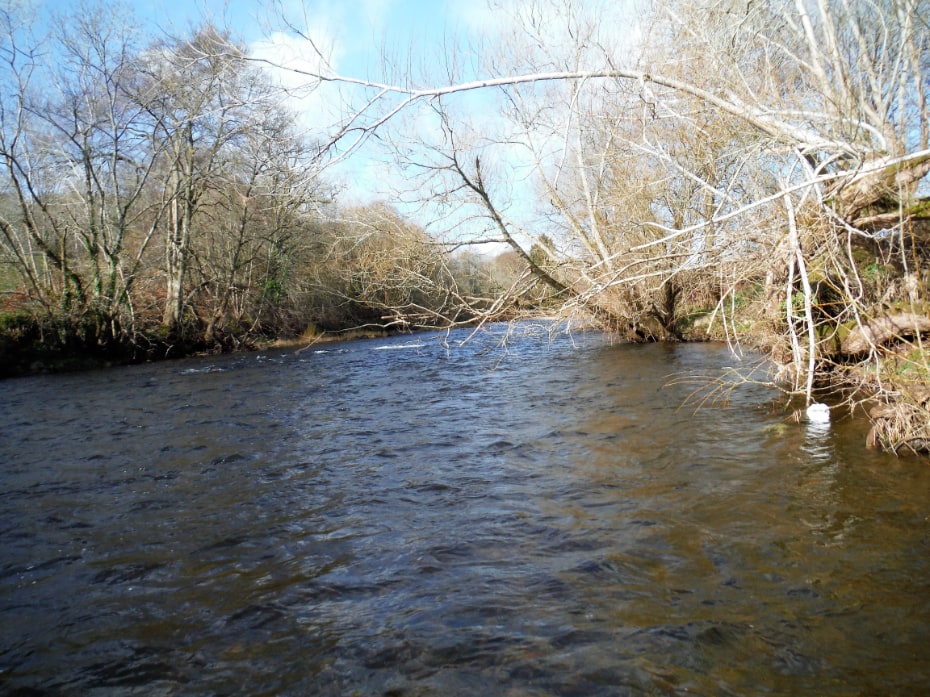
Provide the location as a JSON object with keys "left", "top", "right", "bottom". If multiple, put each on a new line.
{"left": 131, "top": 26, "right": 254, "bottom": 333}
{"left": 0, "top": 3, "right": 327, "bottom": 361}
{"left": 265, "top": 0, "right": 928, "bottom": 445}
{"left": 0, "top": 1, "right": 161, "bottom": 348}
{"left": 184, "top": 87, "right": 321, "bottom": 345}
{"left": 121, "top": 22, "right": 326, "bottom": 341}
{"left": 653, "top": 0, "right": 930, "bottom": 412}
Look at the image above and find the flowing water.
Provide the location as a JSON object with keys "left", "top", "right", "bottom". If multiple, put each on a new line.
{"left": 2, "top": 323, "right": 929, "bottom": 696}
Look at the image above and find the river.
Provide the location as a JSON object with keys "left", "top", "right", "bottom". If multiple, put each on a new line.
{"left": 2, "top": 323, "right": 929, "bottom": 696}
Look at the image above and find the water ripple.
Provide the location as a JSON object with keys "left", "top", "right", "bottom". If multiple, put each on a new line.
{"left": 1, "top": 325, "right": 929, "bottom": 695}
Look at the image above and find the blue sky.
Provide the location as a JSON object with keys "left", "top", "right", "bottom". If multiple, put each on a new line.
{"left": 140, "top": 0, "right": 474, "bottom": 84}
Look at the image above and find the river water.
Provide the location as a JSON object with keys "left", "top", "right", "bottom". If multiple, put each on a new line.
{"left": 2, "top": 323, "right": 929, "bottom": 696}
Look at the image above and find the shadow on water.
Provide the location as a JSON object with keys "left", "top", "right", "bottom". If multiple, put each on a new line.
{"left": 1, "top": 323, "right": 929, "bottom": 695}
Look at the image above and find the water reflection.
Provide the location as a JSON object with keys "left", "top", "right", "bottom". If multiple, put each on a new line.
{"left": 1, "top": 326, "right": 929, "bottom": 695}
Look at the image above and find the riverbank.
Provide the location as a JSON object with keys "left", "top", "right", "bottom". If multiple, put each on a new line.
{"left": 0, "top": 320, "right": 455, "bottom": 379}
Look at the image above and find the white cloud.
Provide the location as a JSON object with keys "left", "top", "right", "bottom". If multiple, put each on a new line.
{"left": 249, "top": 33, "right": 340, "bottom": 135}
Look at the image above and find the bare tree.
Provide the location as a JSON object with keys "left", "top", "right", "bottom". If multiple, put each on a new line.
{"left": 305, "top": 202, "right": 458, "bottom": 330}
{"left": 194, "top": 115, "right": 311, "bottom": 343}
{"left": 0, "top": 3, "right": 328, "bottom": 360}
{"left": 131, "top": 26, "right": 237, "bottom": 332}
{"left": 0, "top": 2, "right": 161, "bottom": 346}
{"left": 262, "top": 0, "right": 928, "bottom": 446}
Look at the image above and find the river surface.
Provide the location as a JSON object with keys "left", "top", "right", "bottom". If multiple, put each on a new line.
{"left": 2, "top": 323, "right": 929, "bottom": 696}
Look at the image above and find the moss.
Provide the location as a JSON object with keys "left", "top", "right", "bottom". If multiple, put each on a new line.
{"left": 909, "top": 197, "right": 930, "bottom": 218}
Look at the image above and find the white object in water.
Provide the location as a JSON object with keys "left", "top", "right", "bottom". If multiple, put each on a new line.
{"left": 806, "top": 403, "right": 831, "bottom": 424}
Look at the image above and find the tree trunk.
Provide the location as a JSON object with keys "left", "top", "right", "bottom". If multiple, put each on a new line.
{"left": 841, "top": 313, "right": 930, "bottom": 355}
{"left": 163, "top": 194, "right": 188, "bottom": 330}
